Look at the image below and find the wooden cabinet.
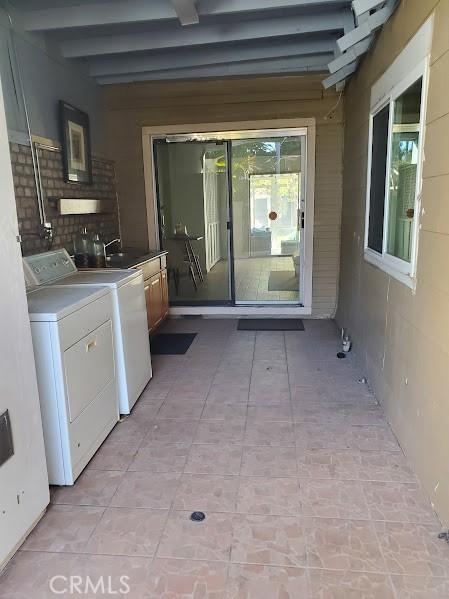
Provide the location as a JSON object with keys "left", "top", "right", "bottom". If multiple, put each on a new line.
{"left": 161, "top": 268, "right": 169, "bottom": 320}
{"left": 137, "top": 254, "right": 168, "bottom": 333}
{"left": 148, "top": 273, "right": 163, "bottom": 331}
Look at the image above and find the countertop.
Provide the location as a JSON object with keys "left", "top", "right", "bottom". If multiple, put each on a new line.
{"left": 104, "top": 249, "right": 168, "bottom": 269}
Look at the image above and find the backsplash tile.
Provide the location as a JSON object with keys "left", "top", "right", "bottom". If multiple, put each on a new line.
{"left": 11, "top": 142, "right": 120, "bottom": 257}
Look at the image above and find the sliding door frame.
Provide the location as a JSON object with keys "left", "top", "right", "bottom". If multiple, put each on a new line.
{"left": 153, "top": 138, "right": 235, "bottom": 306}
{"left": 142, "top": 118, "right": 315, "bottom": 316}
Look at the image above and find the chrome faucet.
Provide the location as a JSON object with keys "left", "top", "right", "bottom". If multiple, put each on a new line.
{"left": 104, "top": 238, "right": 121, "bottom": 253}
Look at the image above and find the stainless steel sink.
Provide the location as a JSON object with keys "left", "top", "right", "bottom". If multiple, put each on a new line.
{"left": 106, "top": 252, "right": 127, "bottom": 260}
{"left": 103, "top": 249, "right": 153, "bottom": 269}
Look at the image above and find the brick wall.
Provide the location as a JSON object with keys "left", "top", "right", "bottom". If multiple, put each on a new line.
{"left": 11, "top": 142, "right": 120, "bottom": 256}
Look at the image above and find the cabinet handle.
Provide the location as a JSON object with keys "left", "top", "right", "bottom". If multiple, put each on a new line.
{"left": 86, "top": 339, "right": 97, "bottom": 352}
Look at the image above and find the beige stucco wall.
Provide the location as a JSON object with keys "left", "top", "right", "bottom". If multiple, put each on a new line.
{"left": 104, "top": 75, "right": 343, "bottom": 317}
{"left": 336, "top": 0, "right": 449, "bottom": 523}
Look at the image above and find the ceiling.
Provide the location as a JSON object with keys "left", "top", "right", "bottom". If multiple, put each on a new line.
{"left": 8, "top": 0, "right": 398, "bottom": 87}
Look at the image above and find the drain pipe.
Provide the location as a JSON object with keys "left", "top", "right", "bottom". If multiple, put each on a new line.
{"left": 4, "top": 7, "right": 53, "bottom": 246}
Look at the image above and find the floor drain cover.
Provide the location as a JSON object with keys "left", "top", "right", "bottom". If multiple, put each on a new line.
{"left": 190, "top": 511, "right": 206, "bottom": 522}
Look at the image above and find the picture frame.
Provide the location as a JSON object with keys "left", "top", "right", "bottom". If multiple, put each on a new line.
{"left": 59, "top": 101, "right": 92, "bottom": 184}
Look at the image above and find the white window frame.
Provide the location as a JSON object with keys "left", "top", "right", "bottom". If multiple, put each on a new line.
{"left": 364, "top": 18, "right": 432, "bottom": 289}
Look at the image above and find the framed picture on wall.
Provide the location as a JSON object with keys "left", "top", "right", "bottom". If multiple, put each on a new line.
{"left": 59, "top": 101, "right": 92, "bottom": 184}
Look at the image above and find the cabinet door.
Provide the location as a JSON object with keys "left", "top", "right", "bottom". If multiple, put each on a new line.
{"left": 144, "top": 282, "right": 151, "bottom": 331}
{"left": 161, "top": 268, "right": 169, "bottom": 319}
{"left": 148, "top": 273, "right": 163, "bottom": 332}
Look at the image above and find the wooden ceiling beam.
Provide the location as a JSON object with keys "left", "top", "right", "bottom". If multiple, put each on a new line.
{"left": 22, "top": 0, "right": 349, "bottom": 32}
{"left": 62, "top": 10, "right": 349, "bottom": 58}
{"left": 90, "top": 37, "right": 337, "bottom": 77}
{"left": 170, "top": 0, "right": 199, "bottom": 26}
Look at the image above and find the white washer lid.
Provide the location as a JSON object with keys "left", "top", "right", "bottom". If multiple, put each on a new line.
{"left": 51, "top": 268, "right": 140, "bottom": 288}
{"left": 27, "top": 285, "right": 110, "bottom": 322}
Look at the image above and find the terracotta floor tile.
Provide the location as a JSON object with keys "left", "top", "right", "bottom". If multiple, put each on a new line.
{"left": 21, "top": 504, "right": 104, "bottom": 553}
{"left": 142, "top": 419, "right": 199, "bottom": 445}
{"left": 167, "top": 385, "right": 210, "bottom": 402}
{"left": 3, "top": 319, "right": 442, "bottom": 598}
{"left": 157, "top": 400, "right": 205, "bottom": 420}
{"left": 251, "top": 361, "right": 287, "bottom": 376}
{"left": 158, "top": 511, "right": 233, "bottom": 561}
{"left": 306, "top": 517, "right": 386, "bottom": 572}
{"left": 194, "top": 420, "right": 245, "bottom": 444}
{"left": 128, "top": 444, "right": 190, "bottom": 473}
{"left": 231, "top": 514, "right": 307, "bottom": 567}
{"left": 351, "top": 425, "right": 400, "bottom": 452}
{"left": 248, "top": 388, "right": 291, "bottom": 405}
{"left": 295, "top": 422, "right": 354, "bottom": 450}
{"left": 300, "top": 479, "right": 369, "bottom": 519}
{"left": 201, "top": 402, "right": 247, "bottom": 421}
{"left": 0, "top": 551, "right": 86, "bottom": 599}
{"left": 241, "top": 446, "right": 297, "bottom": 477}
{"left": 292, "top": 402, "right": 385, "bottom": 426}
{"left": 390, "top": 575, "right": 449, "bottom": 598}
{"left": 128, "top": 401, "right": 161, "bottom": 423}
{"left": 295, "top": 423, "right": 399, "bottom": 451}
{"left": 374, "top": 521, "right": 449, "bottom": 576}
{"left": 85, "top": 507, "right": 167, "bottom": 557}
{"left": 141, "top": 381, "right": 173, "bottom": 400}
{"left": 244, "top": 421, "right": 295, "bottom": 447}
{"left": 147, "top": 558, "right": 228, "bottom": 598}
{"left": 246, "top": 405, "right": 292, "bottom": 423}
{"left": 50, "top": 470, "right": 124, "bottom": 507}
{"left": 107, "top": 418, "right": 150, "bottom": 445}
{"left": 225, "top": 563, "right": 310, "bottom": 598}
{"left": 184, "top": 444, "right": 243, "bottom": 475}
{"left": 76, "top": 553, "right": 155, "bottom": 598}
{"left": 290, "top": 386, "right": 333, "bottom": 403}
{"left": 87, "top": 441, "right": 139, "bottom": 471}
{"left": 362, "top": 481, "right": 438, "bottom": 523}
{"left": 236, "top": 477, "right": 301, "bottom": 516}
{"left": 173, "top": 474, "right": 239, "bottom": 512}
{"left": 207, "top": 384, "right": 250, "bottom": 403}
{"left": 110, "top": 471, "right": 180, "bottom": 509}
{"left": 308, "top": 569, "right": 395, "bottom": 598}
{"left": 296, "top": 448, "right": 360, "bottom": 479}
{"left": 357, "top": 451, "right": 417, "bottom": 482}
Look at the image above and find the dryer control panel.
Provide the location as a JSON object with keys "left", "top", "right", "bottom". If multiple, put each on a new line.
{"left": 23, "top": 249, "right": 77, "bottom": 286}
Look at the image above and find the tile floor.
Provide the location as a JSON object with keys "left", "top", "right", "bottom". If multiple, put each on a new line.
{"left": 169, "top": 256, "right": 299, "bottom": 303}
{"left": 1, "top": 318, "right": 449, "bottom": 598}
{"left": 234, "top": 257, "right": 298, "bottom": 302}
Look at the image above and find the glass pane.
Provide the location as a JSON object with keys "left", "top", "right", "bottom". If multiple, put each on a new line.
{"left": 368, "top": 105, "right": 390, "bottom": 253}
{"left": 231, "top": 137, "right": 302, "bottom": 303}
{"left": 386, "top": 78, "right": 422, "bottom": 262}
{"left": 154, "top": 141, "right": 230, "bottom": 304}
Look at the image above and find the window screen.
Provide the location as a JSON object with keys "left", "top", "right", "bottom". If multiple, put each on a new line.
{"left": 368, "top": 105, "right": 390, "bottom": 253}
{"left": 386, "top": 78, "right": 422, "bottom": 262}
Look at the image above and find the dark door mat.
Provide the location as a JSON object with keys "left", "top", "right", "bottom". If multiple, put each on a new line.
{"left": 268, "top": 270, "right": 299, "bottom": 292}
{"left": 237, "top": 319, "right": 304, "bottom": 331}
{"left": 150, "top": 333, "right": 197, "bottom": 354}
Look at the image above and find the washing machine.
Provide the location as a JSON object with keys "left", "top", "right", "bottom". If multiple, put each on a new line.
{"left": 23, "top": 249, "right": 152, "bottom": 415}
{"left": 26, "top": 284, "right": 119, "bottom": 485}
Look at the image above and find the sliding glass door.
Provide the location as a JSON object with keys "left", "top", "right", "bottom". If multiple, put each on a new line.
{"left": 153, "top": 130, "right": 307, "bottom": 307}
{"left": 154, "top": 140, "right": 232, "bottom": 304}
{"left": 230, "top": 136, "right": 305, "bottom": 304}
